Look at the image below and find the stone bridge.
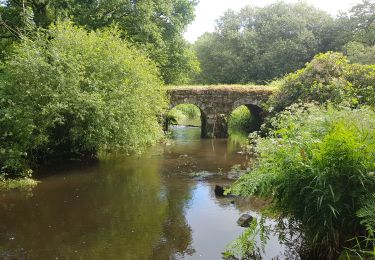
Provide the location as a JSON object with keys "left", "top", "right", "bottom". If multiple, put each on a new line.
{"left": 167, "top": 86, "right": 275, "bottom": 138}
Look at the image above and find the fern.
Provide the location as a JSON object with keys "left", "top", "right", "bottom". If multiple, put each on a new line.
{"left": 358, "top": 194, "right": 375, "bottom": 236}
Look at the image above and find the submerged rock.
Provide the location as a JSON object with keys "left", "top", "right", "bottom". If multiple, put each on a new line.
{"left": 227, "top": 169, "right": 247, "bottom": 180}
{"left": 237, "top": 214, "right": 253, "bottom": 227}
{"left": 214, "top": 185, "right": 225, "bottom": 196}
{"left": 190, "top": 171, "right": 216, "bottom": 181}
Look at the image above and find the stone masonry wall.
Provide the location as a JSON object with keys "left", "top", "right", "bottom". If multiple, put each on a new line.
{"left": 168, "top": 86, "right": 274, "bottom": 138}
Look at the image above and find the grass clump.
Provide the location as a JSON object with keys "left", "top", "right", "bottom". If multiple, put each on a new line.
{"left": 0, "top": 177, "right": 38, "bottom": 191}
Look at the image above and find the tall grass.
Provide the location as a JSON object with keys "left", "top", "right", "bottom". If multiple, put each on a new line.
{"left": 231, "top": 104, "right": 375, "bottom": 259}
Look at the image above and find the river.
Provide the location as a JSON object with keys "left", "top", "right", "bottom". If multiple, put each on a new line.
{"left": 0, "top": 126, "right": 299, "bottom": 259}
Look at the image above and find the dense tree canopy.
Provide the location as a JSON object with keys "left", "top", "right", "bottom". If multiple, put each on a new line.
{"left": 342, "top": 0, "right": 375, "bottom": 64}
{"left": 0, "top": 0, "right": 199, "bottom": 83}
{"left": 194, "top": 2, "right": 335, "bottom": 84}
{"left": 193, "top": 1, "right": 375, "bottom": 84}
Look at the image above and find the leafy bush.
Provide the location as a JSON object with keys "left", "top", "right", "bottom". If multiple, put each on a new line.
{"left": 0, "top": 21, "right": 167, "bottom": 177}
{"left": 270, "top": 52, "right": 375, "bottom": 112}
{"left": 344, "top": 41, "right": 375, "bottom": 65}
{"left": 345, "top": 63, "right": 375, "bottom": 107}
{"left": 232, "top": 104, "right": 375, "bottom": 258}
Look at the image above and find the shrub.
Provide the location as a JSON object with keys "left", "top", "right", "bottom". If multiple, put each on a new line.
{"left": 232, "top": 104, "right": 375, "bottom": 258}
{"left": 345, "top": 63, "right": 375, "bottom": 107}
{"left": 269, "top": 52, "right": 375, "bottom": 112}
{"left": 344, "top": 41, "right": 375, "bottom": 65}
{"left": 0, "top": 21, "right": 167, "bottom": 177}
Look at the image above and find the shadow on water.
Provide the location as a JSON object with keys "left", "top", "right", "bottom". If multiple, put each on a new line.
{"left": 0, "top": 126, "right": 300, "bottom": 259}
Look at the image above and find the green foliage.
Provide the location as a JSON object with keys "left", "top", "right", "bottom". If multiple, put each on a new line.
{"left": 168, "top": 104, "right": 201, "bottom": 126}
{"left": 0, "top": 176, "right": 38, "bottom": 191}
{"left": 358, "top": 194, "right": 375, "bottom": 236}
{"left": 270, "top": 52, "right": 350, "bottom": 111}
{"left": 193, "top": 0, "right": 375, "bottom": 85}
{"left": 232, "top": 104, "right": 375, "bottom": 259}
{"left": 345, "top": 63, "right": 375, "bottom": 107}
{"left": 269, "top": 52, "right": 375, "bottom": 112}
{"left": 0, "top": 21, "right": 167, "bottom": 177}
{"left": 0, "top": 0, "right": 199, "bottom": 84}
{"left": 193, "top": 31, "right": 244, "bottom": 84}
{"left": 194, "top": 2, "right": 335, "bottom": 84}
{"left": 344, "top": 41, "right": 375, "bottom": 65}
{"left": 223, "top": 218, "right": 268, "bottom": 259}
{"left": 347, "top": 0, "right": 375, "bottom": 48}
{"left": 328, "top": 1, "right": 375, "bottom": 63}
{"left": 175, "top": 104, "right": 200, "bottom": 120}
{"left": 345, "top": 194, "right": 375, "bottom": 259}
{"left": 228, "top": 105, "right": 252, "bottom": 135}
{"left": 0, "top": 1, "right": 37, "bottom": 60}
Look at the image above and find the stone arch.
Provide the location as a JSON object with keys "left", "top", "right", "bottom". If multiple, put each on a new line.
{"left": 166, "top": 101, "right": 208, "bottom": 138}
{"left": 232, "top": 97, "right": 262, "bottom": 111}
{"left": 230, "top": 98, "right": 265, "bottom": 132}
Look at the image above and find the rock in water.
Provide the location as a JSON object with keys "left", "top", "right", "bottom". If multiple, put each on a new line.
{"left": 237, "top": 214, "right": 253, "bottom": 227}
{"left": 214, "top": 185, "right": 225, "bottom": 196}
{"left": 190, "top": 171, "right": 215, "bottom": 181}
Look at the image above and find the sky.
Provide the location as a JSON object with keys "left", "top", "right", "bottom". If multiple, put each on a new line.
{"left": 184, "top": 0, "right": 364, "bottom": 43}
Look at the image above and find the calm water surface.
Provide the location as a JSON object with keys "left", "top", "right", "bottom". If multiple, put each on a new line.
{"left": 0, "top": 127, "right": 297, "bottom": 259}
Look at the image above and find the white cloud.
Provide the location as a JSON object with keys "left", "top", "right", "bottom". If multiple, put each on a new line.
{"left": 184, "top": 0, "right": 363, "bottom": 43}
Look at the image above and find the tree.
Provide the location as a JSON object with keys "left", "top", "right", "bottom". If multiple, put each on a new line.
{"left": 0, "top": 0, "right": 199, "bottom": 84}
{"left": 0, "top": 0, "right": 37, "bottom": 61}
{"left": 349, "top": 0, "right": 375, "bottom": 47}
{"left": 194, "top": 31, "right": 244, "bottom": 84}
{"left": 344, "top": 41, "right": 375, "bottom": 64}
{"left": 194, "top": 2, "right": 337, "bottom": 84}
{"left": 342, "top": 0, "right": 375, "bottom": 64}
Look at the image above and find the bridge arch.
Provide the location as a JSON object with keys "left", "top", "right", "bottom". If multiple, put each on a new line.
{"left": 166, "top": 103, "right": 208, "bottom": 138}
{"left": 229, "top": 104, "right": 264, "bottom": 134}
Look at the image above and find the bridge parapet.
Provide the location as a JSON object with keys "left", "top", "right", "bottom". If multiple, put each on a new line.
{"left": 167, "top": 85, "right": 275, "bottom": 138}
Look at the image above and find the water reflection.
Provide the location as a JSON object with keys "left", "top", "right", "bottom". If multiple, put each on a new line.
{"left": 0, "top": 126, "right": 295, "bottom": 259}
{"left": 0, "top": 158, "right": 170, "bottom": 259}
